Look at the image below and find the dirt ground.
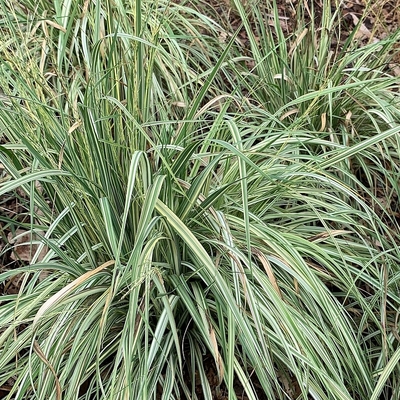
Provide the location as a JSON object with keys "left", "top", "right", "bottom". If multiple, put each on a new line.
{"left": 206, "top": 0, "right": 400, "bottom": 69}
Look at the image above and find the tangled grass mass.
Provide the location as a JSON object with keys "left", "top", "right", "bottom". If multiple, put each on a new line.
{"left": 1, "top": 0, "right": 400, "bottom": 398}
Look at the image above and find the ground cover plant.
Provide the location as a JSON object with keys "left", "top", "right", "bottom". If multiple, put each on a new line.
{"left": 1, "top": 0, "right": 400, "bottom": 399}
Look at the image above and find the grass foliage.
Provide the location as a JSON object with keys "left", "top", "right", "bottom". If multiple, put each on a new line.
{"left": 1, "top": 0, "right": 400, "bottom": 398}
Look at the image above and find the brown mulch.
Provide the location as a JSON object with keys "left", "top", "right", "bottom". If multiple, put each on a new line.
{"left": 202, "top": 0, "right": 400, "bottom": 67}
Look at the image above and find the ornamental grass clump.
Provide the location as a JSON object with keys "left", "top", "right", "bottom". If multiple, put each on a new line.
{"left": 1, "top": 0, "right": 400, "bottom": 399}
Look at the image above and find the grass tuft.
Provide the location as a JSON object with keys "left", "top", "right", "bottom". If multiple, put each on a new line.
{"left": 1, "top": 0, "right": 400, "bottom": 399}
